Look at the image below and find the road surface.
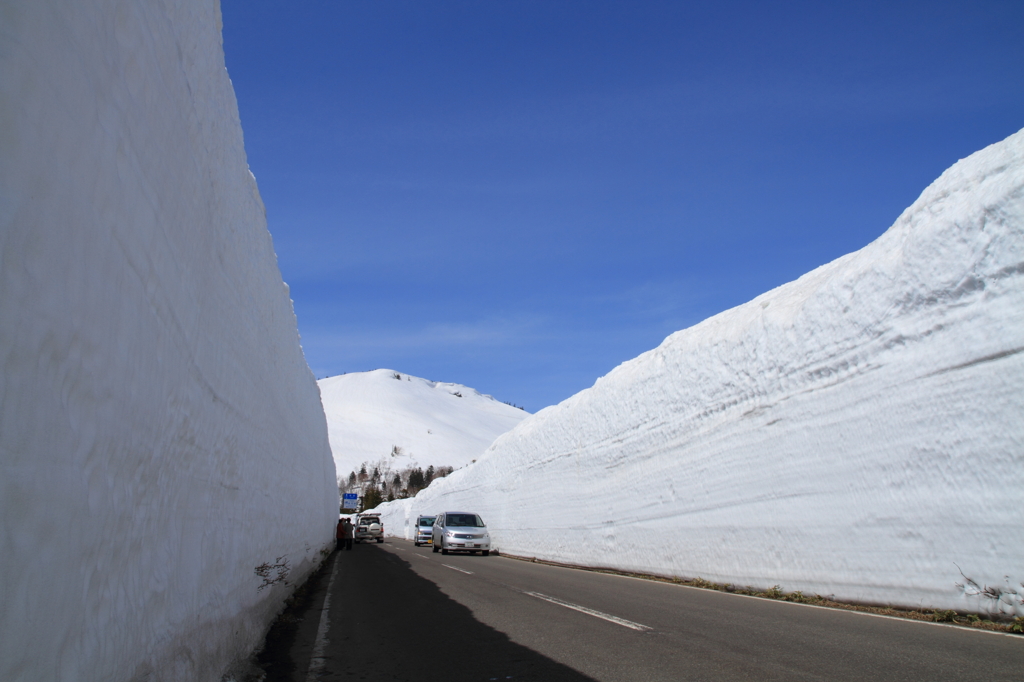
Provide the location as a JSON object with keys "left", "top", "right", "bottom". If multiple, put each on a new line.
{"left": 254, "top": 538, "right": 1022, "bottom": 681}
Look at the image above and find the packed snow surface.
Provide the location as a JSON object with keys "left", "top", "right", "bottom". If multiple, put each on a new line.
{"left": 319, "top": 369, "right": 529, "bottom": 479}
{"left": 0, "top": 3, "right": 337, "bottom": 681}
{"left": 377, "top": 129, "right": 1024, "bottom": 616}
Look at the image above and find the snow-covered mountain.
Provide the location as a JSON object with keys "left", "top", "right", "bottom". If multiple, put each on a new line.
{"left": 376, "top": 128, "right": 1024, "bottom": 617}
{"left": 319, "top": 369, "right": 529, "bottom": 481}
{"left": 0, "top": 3, "right": 337, "bottom": 681}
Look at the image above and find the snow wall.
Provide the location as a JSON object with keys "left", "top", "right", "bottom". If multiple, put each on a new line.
{"left": 376, "top": 128, "right": 1024, "bottom": 617}
{"left": 0, "top": 2, "right": 338, "bottom": 681}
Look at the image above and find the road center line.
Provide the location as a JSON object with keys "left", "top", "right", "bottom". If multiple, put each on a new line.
{"left": 442, "top": 563, "right": 474, "bottom": 575}
{"left": 524, "top": 592, "right": 652, "bottom": 632}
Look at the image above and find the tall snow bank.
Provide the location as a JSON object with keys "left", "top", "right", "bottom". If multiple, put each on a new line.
{"left": 0, "top": 2, "right": 338, "bottom": 680}
{"left": 320, "top": 369, "right": 529, "bottom": 479}
{"left": 377, "top": 129, "right": 1024, "bottom": 616}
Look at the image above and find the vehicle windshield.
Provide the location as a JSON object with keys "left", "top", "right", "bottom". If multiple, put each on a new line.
{"left": 446, "top": 514, "right": 484, "bottom": 527}
{"left": 418, "top": 518, "right": 436, "bottom": 526}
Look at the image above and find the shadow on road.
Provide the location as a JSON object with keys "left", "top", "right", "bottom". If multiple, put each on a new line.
{"left": 251, "top": 550, "right": 336, "bottom": 681}
{"left": 256, "top": 543, "right": 597, "bottom": 682}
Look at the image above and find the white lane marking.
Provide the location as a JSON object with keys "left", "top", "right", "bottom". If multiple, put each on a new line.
{"left": 411, "top": 554, "right": 429, "bottom": 559}
{"left": 305, "top": 555, "right": 341, "bottom": 681}
{"left": 443, "top": 563, "right": 474, "bottom": 575}
{"left": 524, "top": 592, "right": 652, "bottom": 632}
{"left": 601, "top": 573, "right": 1024, "bottom": 640}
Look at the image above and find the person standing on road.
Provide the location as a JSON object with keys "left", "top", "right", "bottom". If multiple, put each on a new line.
{"left": 336, "top": 518, "right": 345, "bottom": 551}
{"left": 340, "top": 518, "right": 354, "bottom": 550}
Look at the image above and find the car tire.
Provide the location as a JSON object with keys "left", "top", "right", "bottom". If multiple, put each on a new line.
{"left": 483, "top": 550, "right": 490, "bottom": 556}
{"left": 470, "top": 550, "right": 477, "bottom": 555}
{"left": 377, "top": 537, "right": 383, "bottom": 543}
{"left": 441, "top": 544, "right": 449, "bottom": 555}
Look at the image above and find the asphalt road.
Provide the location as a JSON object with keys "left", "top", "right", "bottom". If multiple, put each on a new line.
{"left": 255, "top": 539, "right": 1022, "bottom": 681}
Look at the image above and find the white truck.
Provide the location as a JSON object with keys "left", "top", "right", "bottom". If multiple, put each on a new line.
{"left": 355, "top": 514, "right": 384, "bottom": 543}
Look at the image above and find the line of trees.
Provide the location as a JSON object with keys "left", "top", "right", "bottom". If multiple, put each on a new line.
{"left": 339, "top": 457, "right": 455, "bottom": 512}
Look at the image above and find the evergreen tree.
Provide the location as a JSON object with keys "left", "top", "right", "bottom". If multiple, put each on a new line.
{"left": 408, "top": 467, "right": 425, "bottom": 490}
{"left": 425, "top": 465, "right": 435, "bottom": 484}
{"left": 360, "top": 482, "right": 383, "bottom": 511}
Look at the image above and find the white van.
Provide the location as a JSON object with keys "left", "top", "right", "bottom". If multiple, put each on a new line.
{"left": 414, "top": 515, "right": 436, "bottom": 546}
{"left": 431, "top": 512, "right": 490, "bottom": 555}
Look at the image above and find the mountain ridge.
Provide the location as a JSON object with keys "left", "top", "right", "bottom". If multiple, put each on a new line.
{"left": 318, "top": 369, "right": 530, "bottom": 482}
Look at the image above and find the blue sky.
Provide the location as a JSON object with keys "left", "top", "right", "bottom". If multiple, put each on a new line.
{"left": 220, "top": 0, "right": 1023, "bottom": 412}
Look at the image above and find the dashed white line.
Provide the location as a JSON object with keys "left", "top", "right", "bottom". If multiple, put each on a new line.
{"left": 524, "top": 592, "right": 652, "bottom": 632}
{"left": 443, "top": 564, "right": 474, "bottom": 575}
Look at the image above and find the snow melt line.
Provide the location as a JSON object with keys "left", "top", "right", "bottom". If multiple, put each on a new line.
{"left": 442, "top": 563, "right": 474, "bottom": 575}
{"left": 524, "top": 592, "right": 652, "bottom": 632}
{"left": 305, "top": 555, "right": 341, "bottom": 682}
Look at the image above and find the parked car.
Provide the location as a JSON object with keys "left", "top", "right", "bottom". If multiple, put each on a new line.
{"left": 431, "top": 512, "right": 490, "bottom": 555}
{"left": 355, "top": 514, "right": 383, "bottom": 543}
{"left": 414, "top": 515, "right": 436, "bottom": 546}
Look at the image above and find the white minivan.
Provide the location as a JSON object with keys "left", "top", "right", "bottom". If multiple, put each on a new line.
{"left": 413, "top": 515, "right": 436, "bottom": 546}
{"left": 431, "top": 512, "right": 491, "bottom": 555}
